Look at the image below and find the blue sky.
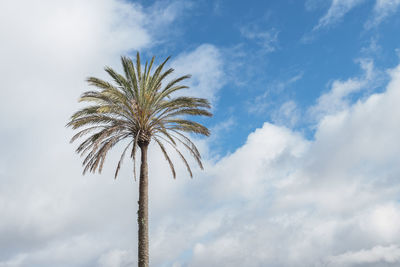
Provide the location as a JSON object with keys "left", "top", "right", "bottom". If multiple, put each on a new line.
{"left": 136, "top": 0, "right": 400, "bottom": 152}
{"left": 1, "top": 0, "right": 400, "bottom": 266}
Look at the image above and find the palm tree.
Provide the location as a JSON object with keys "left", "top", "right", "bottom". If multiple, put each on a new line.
{"left": 66, "top": 53, "right": 212, "bottom": 267}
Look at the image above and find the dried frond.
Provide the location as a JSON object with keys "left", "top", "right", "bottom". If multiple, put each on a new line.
{"left": 154, "top": 137, "right": 176, "bottom": 179}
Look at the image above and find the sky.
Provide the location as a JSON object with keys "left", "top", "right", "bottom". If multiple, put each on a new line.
{"left": 1, "top": 0, "right": 400, "bottom": 266}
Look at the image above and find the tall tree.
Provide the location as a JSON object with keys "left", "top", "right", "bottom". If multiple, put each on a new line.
{"left": 67, "top": 53, "right": 212, "bottom": 267}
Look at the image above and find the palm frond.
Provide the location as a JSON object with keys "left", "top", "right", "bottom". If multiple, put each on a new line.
{"left": 155, "top": 134, "right": 193, "bottom": 178}
{"left": 131, "top": 132, "right": 139, "bottom": 181}
{"left": 169, "top": 130, "right": 203, "bottom": 169}
{"left": 164, "top": 119, "right": 210, "bottom": 136}
{"left": 154, "top": 137, "right": 176, "bottom": 179}
{"left": 115, "top": 140, "right": 133, "bottom": 179}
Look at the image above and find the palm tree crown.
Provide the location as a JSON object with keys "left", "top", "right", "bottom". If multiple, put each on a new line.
{"left": 67, "top": 53, "right": 212, "bottom": 179}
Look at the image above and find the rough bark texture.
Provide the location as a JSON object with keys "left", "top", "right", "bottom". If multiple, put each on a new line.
{"left": 138, "top": 143, "right": 149, "bottom": 267}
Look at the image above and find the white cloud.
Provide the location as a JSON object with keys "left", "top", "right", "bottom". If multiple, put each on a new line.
{"left": 366, "top": 0, "right": 400, "bottom": 28}
{"left": 272, "top": 100, "right": 300, "bottom": 127}
{"left": 0, "top": 0, "right": 150, "bottom": 129}
{"left": 308, "top": 59, "right": 378, "bottom": 120}
{"left": 248, "top": 72, "right": 303, "bottom": 115}
{"left": 313, "top": 0, "right": 366, "bottom": 30}
{"left": 361, "top": 37, "right": 382, "bottom": 55}
{"left": 0, "top": 3, "right": 159, "bottom": 263}
{"left": 98, "top": 249, "right": 135, "bottom": 267}
{"left": 170, "top": 44, "right": 225, "bottom": 103}
{"left": 240, "top": 26, "right": 279, "bottom": 52}
{"left": 305, "top": 0, "right": 330, "bottom": 11}
{"left": 182, "top": 61, "right": 400, "bottom": 267}
{"left": 310, "top": 0, "right": 400, "bottom": 32}
{"left": 328, "top": 245, "right": 400, "bottom": 266}
{"left": 154, "top": 60, "right": 400, "bottom": 266}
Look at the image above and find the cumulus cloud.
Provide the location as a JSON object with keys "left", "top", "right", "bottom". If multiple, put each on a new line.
{"left": 0, "top": 0, "right": 168, "bottom": 129}
{"left": 0, "top": 1, "right": 158, "bottom": 263}
{"left": 150, "top": 60, "right": 400, "bottom": 266}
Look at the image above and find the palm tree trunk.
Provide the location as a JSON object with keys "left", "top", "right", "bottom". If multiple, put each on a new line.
{"left": 138, "top": 143, "right": 149, "bottom": 267}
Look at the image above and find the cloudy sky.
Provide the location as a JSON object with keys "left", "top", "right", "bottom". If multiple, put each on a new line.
{"left": 1, "top": 0, "right": 400, "bottom": 266}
